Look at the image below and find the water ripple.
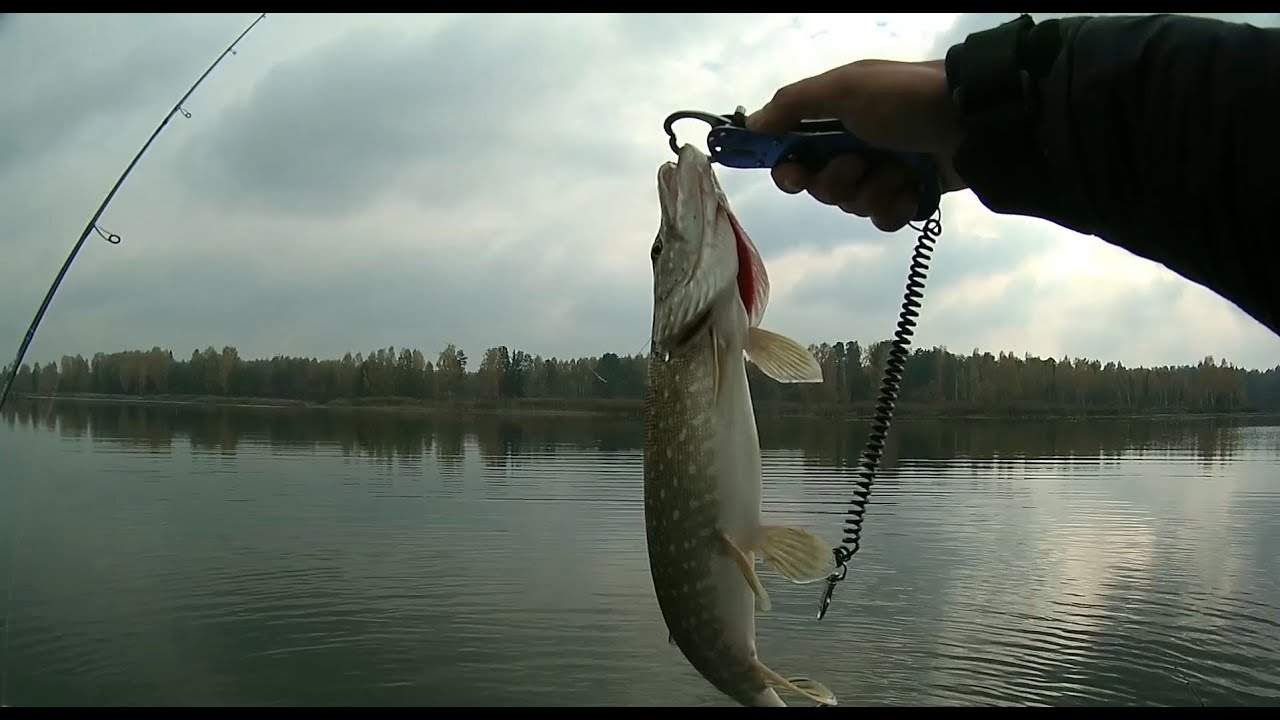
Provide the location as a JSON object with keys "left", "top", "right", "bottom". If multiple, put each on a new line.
{"left": 0, "top": 413, "right": 1277, "bottom": 706}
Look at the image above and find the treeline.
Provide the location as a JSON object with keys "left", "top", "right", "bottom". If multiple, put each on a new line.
{"left": 5, "top": 339, "right": 1279, "bottom": 413}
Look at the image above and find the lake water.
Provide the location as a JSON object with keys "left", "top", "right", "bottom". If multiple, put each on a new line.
{"left": 0, "top": 399, "right": 1277, "bottom": 707}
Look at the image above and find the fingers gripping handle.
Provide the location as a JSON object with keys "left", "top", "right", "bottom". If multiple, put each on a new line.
{"left": 706, "top": 125, "right": 942, "bottom": 223}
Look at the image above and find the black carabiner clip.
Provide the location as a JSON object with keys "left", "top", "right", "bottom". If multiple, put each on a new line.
{"left": 816, "top": 552, "right": 849, "bottom": 621}
{"left": 662, "top": 109, "right": 739, "bottom": 156}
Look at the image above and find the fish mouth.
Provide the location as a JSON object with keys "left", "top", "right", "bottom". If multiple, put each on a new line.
{"left": 651, "top": 145, "right": 729, "bottom": 358}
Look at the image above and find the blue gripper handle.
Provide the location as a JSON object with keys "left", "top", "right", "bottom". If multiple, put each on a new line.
{"left": 706, "top": 125, "right": 942, "bottom": 223}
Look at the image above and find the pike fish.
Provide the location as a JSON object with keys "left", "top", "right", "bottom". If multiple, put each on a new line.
{"left": 642, "top": 143, "right": 837, "bottom": 708}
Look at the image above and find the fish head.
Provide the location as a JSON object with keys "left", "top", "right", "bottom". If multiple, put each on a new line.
{"left": 650, "top": 144, "right": 768, "bottom": 356}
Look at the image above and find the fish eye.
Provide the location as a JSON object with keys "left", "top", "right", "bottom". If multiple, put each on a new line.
{"left": 651, "top": 237, "right": 663, "bottom": 262}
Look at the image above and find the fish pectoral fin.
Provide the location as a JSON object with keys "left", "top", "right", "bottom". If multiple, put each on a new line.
{"left": 754, "top": 660, "right": 838, "bottom": 707}
{"left": 744, "top": 327, "right": 823, "bottom": 384}
{"left": 720, "top": 532, "right": 772, "bottom": 612}
{"left": 668, "top": 631, "right": 676, "bottom": 646}
{"left": 757, "top": 525, "right": 833, "bottom": 584}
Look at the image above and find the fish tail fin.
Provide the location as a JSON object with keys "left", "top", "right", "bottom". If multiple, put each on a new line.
{"left": 783, "top": 677, "right": 838, "bottom": 707}
{"left": 754, "top": 659, "right": 838, "bottom": 707}
{"left": 749, "top": 687, "right": 789, "bottom": 707}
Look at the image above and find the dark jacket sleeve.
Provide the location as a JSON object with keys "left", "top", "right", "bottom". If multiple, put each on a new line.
{"left": 946, "top": 14, "right": 1280, "bottom": 338}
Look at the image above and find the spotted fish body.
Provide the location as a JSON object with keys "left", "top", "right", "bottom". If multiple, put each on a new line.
{"left": 642, "top": 144, "right": 836, "bottom": 708}
{"left": 643, "top": 292, "right": 768, "bottom": 706}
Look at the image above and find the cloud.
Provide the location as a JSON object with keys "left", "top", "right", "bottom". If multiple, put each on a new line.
{"left": 0, "top": 14, "right": 233, "bottom": 169}
{"left": 1, "top": 12, "right": 1278, "bottom": 376}
{"left": 180, "top": 14, "right": 653, "bottom": 216}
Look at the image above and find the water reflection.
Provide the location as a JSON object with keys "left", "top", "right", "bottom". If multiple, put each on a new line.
{"left": 1, "top": 398, "right": 1277, "bottom": 707}
{"left": 1, "top": 397, "right": 1262, "bottom": 468}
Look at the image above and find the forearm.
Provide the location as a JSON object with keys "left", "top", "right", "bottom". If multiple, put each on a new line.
{"left": 945, "top": 14, "right": 1280, "bottom": 337}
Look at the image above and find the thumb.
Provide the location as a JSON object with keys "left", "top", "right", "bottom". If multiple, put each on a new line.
{"left": 745, "top": 68, "right": 849, "bottom": 134}
{"left": 747, "top": 60, "right": 961, "bottom": 154}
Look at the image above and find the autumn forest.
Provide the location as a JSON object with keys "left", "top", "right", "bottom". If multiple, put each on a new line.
{"left": 5, "top": 338, "right": 1279, "bottom": 416}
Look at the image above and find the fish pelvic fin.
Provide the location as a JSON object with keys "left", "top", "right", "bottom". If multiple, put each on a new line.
{"left": 757, "top": 525, "right": 833, "bottom": 584}
{"left": 754, "top": 659, "right": 838, "bottom": 707}
{"left": 745, "top": 327, "right": 823, "bottom": 384}
{"left": 720, "top": 532, "right": 772, "bottom": 612}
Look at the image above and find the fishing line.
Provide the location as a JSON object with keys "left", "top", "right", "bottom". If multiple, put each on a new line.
{"left": 817, "top": 208, "right": 943, "bottom": 621}
{"left": 0, "top": 13, "right": 268, "bottom": 707}
{"left": 0, "top": 12, "right": 268, "bottom": 415}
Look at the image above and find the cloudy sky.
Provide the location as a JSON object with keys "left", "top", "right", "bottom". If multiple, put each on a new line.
{"left": 3, "top": 12, "right": 1279, "bottom": 372}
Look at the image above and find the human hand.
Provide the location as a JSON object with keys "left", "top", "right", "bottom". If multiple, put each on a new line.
{"left": 747, "top": 59, "right": 968, "bottom": 232}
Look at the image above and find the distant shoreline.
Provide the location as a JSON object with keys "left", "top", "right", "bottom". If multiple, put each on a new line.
{"left": 8, "top": 392, "right": 1278, "bottom": 423}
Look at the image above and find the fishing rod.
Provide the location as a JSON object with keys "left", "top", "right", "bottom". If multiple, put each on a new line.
{"left": 663, "top": 106, "right": 945, "bottom": 621}
{"left": 0, "top": 12, "right": 269, "bottom": 414}
{"left": 0, "top": 13, "right": 270, "bottom": 708}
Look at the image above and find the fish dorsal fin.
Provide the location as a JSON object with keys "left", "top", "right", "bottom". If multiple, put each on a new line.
{"left": 724, "top": 207, "right": 769, "bottom": 329}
